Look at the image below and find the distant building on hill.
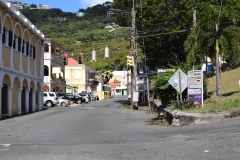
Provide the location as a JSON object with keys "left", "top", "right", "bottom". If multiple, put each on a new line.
{"left": 37, "top": 3, "right": 49, "bottom": 9}
{"left": 10, "top": 2, "right": 49, "bottom": 10}
{"left": 76, "top": 12, "right": 85, "bottom": 17}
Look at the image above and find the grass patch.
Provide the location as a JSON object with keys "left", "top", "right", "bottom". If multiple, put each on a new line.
{"left": 154, "top": 119, "right": 169, "bottom": 126}
{"left": 120, "top": 103, "right": 131, "bottom": 109}
{"left": 183, "top": 68, "right": 240, "bottom": 114}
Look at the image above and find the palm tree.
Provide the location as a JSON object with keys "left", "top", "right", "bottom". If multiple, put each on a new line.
{"left": 101, "top": 70, "right": 113, "bottom": 84}
{"left": 184, "top": 1, "right": 240, "bottom": 96}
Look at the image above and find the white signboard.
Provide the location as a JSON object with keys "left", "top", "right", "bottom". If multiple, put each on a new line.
{"left": 133, "top": 91, "right": 139, "bottom": 102}
{"left": 168, "top": 69, "right": 188, "bottom": 93}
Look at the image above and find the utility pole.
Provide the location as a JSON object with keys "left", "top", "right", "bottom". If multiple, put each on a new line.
{"left": 130, "top": 0, "right": 137, "bottom": 109}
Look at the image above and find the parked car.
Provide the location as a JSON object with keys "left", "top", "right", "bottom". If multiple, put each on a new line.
{"left": 65, "top": 93, "right": 74, "bottom": 99}
{"left": 43, "top": 92, "right": 59, "bottom": 107}
{"left": 58, "top": 97, "right": 71, "bottom": 107}
{"left": 56, "top": 92, "right": 68, "bottom": 99}
{"left": 78, "top": 93, "right": 90, "bottom": 103}
{"left": 70, "top": 95, "right": 84, "bottom": 104}
{"left": 88, "top": 92, "right": 99, "bottom": 101}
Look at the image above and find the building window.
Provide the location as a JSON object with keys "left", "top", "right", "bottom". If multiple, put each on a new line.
{"left": 26, "top": 42, "right": 29, "bottom": 56}
{"left": 13, "top": 35, "right": 18, "bottom": 51}
{"left": 2, "top": 27, "right": 13, "bottom": 47}
{"left": 30, "top": 45, "right": 33, "bottom": 58}
{"left": 2, "top": 27, "right": 8, "bottom": 46}
{"left": 75, "top": 71, "right": 80, "bottom": 79}
{"left": 22, "top": 40, "right": 25, "bottom": 55}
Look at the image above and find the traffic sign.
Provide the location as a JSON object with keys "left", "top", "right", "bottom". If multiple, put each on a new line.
{"left": 168, "top": 69, "right": 188, "bottom": 93}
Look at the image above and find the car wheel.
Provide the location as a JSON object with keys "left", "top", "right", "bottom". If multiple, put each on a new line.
{"left": 77, "top": 100, "right": 81, "bottom": 104}
{"left": 46, "top": 101, "right": 53, "bottom": 107}
{"left": 61, "top": 102, "right": 67, "bottom": 107}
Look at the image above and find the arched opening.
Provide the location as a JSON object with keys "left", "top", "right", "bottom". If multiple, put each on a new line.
{"left": 13, "top": 77, "right": 21, "bottom": 115}
{"left": 36, "top": 82, "right": 41, "bottom": 111}
{"left": 44, "top": 65, "right": 49, "bottom": 76}
{"left": 29, "top": 81, "right": 35, "bottom": 112}
{"left": 21, "top": 79, "right": 28, "bottom": 113}
{"left": 2, "top": 74, "right": 11, "bottom": 115}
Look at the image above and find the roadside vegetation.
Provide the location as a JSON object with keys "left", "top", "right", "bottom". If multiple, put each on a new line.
{"left": 19, "top": 1, "right": 240, "bottom": 115}
{"left": 185, "top": 68, "right": 240, "bottom": 113}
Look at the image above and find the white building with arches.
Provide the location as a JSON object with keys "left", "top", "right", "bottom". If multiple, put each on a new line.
{"left": 0, "top": 1, "right": 45, "bottom": 119}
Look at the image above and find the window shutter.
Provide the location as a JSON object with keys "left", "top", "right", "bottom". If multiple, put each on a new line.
{"left": 2, "top": 27, "right": 5, "bottom": 44}
{"left": 33, "top": 47, "right": 36, "bottom": 59}
{"left": 9, "top": 31, "right": 12, "bottom": 47}
{"left": 18, "top": 37, "right": 21, "bottom": 52}
{"left": 26, "top": 42, "right": 29, "bottom": 56}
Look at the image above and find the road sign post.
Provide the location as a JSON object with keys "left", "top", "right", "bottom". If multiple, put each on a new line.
{"left": 168, "top": 69, "right": 188, "bottom": 103}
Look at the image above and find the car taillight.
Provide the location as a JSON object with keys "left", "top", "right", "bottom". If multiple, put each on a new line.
{"left": 55, "top": 97, "right": 58, "bottom": 100}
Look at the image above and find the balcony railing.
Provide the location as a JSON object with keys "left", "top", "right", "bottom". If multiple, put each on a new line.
{"left": 44, "top": 53, "right": 63, "bottom": 65}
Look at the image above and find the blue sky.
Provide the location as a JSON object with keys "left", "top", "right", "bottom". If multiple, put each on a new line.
{"left": 19, "top": 0, "right": 113, "bottom": 12}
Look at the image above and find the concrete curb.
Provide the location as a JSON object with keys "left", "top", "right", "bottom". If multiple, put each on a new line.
{"left": 151, "top": 100, "right": 240, "bottom": 126}
{"left": 172, "top": 110, "right": 230, "bottom": 126}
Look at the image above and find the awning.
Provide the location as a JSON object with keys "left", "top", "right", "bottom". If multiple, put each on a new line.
{"left": 66, "top": 84, "right": 78, "bottom": 89}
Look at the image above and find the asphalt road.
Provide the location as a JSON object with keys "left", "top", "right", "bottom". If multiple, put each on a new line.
{"left": 0, "top": 96, "right": 240, "bottom": 160}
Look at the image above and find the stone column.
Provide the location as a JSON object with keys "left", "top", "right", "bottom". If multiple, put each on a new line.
{"left": 25, "top": 89, "right": 30, "bottom": 113}
{"left": 39, "top": 90, "right": 43, "bottom": 110}
{"left": 32, "top": 89, "right": 36, "bottom": 112}
{"left": 17, "top": 88, "right": 22, "bottom": 115}
{"left": 0, "top": 32, "right": 3, "bottom": 66}
{"left": 10, "top": 44, "right": 14, "bottom": 69}
{"left": 8, "top": 87, "right": 13, "bottom": 117}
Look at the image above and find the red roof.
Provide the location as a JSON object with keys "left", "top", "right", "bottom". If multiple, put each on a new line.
{"left": 67, "top": 58, "right": 84, "bottom": 66}
{"left": 108, "top": 80, "right": 121, "bottom": 90}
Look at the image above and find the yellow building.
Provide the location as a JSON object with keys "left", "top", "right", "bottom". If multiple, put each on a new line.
{"left": 0, "top": 1, "right": 45, "bottom": 119}
{"left": 65, "top": 58, "right": 99, "bottom": 93}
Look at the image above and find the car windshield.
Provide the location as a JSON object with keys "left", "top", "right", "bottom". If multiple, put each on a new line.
{"left": 57, "top": 93, "right": 65, "bottom": 97}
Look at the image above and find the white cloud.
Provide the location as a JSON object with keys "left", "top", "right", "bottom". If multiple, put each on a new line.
{"left": 80, "top": 0, "right": 113, "bottom": 8}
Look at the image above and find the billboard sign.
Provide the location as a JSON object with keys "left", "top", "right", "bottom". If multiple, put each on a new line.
{"left": 188, "top": 70, "right": 203, "bottom": 108}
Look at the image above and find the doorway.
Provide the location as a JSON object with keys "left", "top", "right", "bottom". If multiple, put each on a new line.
{"left": 21, "top": 87, "right": 26, "bottom": 113}
{"left": 29, "top": 88, "right": 33, "bottom": 112}
{"left": 1, "top": 84, "right": 8, "bottom": 114}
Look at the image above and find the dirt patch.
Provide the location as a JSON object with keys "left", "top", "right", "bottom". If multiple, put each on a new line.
{"left": 138, "top": 106, "right": 150, "bottom": 111}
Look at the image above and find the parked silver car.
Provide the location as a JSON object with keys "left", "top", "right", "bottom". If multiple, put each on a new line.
{"left": 58, "top": 97, "right": 71, "bottom": 107}
{"left": 43, "top": 92, "right": 59, "bottom": 107}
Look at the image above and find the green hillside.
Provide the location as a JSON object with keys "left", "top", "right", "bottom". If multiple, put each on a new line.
{"left": 19, "top": 4, "right": 141, "bottom": 71}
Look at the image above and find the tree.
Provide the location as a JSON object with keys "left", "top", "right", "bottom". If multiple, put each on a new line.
{"left": 101, "top": 70, "right": 113, "bottom": 84}
{"left": 113, "top": 0, "right": 194, "bottom": 69}
{"left": 184, "top": 0, "right": 240, "bottom": 96}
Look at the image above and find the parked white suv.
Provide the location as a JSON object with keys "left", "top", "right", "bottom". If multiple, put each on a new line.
{"left": 43, "top": 92, "right": 59, "bottom": 107}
